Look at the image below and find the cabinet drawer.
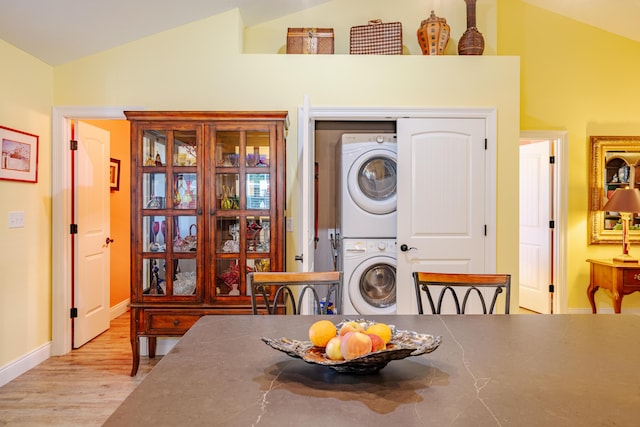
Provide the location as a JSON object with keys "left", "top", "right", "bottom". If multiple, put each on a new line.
{"left": 623, "top": 270, "right": 640, "bottom": 288}
{"left": 145, "top": 311, "right": 202, "bottom": 335}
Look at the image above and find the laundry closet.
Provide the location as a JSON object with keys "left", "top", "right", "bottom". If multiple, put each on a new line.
{"left": 314, "top": 120, "right": 397, "bottom": 316}
{"left": 302, "top": 108, "right": 497, "bottom": 315}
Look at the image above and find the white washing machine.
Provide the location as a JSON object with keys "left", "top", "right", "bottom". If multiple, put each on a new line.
{"left": 338, "top": 133, "right": 397, "bottom": 238}
{"left": 342, "top": 238, "right": 397, "bottom": 315}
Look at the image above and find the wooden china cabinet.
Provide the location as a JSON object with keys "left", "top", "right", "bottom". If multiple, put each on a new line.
{"left": 125, "top": 111, "right": 288, "bottom": 376}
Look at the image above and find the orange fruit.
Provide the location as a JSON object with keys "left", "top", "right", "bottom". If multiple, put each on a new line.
{"left": 308, "top": 320, "right": 337, "bottom": 347}
{"left": 365, "top": 323, "right": 392, "bottom": 344}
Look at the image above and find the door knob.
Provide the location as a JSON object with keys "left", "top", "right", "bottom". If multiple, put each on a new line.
{"left": 104, "top": 237, "right": 114, "bottom": 247}
{"left": 400, "top": 244, "right": 417, "bottom": 252}
{"left": 294, "top": 254, "right": 304, "bottom": 262}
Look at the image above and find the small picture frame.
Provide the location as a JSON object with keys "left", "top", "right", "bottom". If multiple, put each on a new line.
{"left": 110, "top": 158, "right": 121, "bottom": 191}
{"left": 0, "top": 125, "right": 39, "bottom": 183}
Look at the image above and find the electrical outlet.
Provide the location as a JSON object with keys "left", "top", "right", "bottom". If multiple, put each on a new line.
{"left": 8, "top": 211, "right": 25, "bottom": 228}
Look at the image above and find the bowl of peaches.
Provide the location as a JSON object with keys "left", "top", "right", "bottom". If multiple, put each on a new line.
{"left": 261, "top": 319, "right": 442, "bottom": 374}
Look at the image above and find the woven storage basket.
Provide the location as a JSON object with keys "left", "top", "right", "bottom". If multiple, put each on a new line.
{"left": 350, "top": 19, "right": 402, "bottom": 55}
{"left": 286, "top": 28, "right": 334, "bottom": 54}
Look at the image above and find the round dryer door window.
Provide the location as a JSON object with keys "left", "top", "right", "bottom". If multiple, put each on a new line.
{"left": 348, "top": 151, "right": 397, "bottom": 215}
{"left": 349, "top": 257, "right": 396, "bottom": 314}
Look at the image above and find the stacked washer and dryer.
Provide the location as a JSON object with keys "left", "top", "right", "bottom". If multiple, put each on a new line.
{"left": 337, "top": 134, "right": 398, "bottom": 315}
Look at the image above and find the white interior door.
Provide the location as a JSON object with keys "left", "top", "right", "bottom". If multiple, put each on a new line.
{"left": 298, "top": 96, "right": 315, "bottom": 273}
{"left": 519, "top": 140, "right": 551, "bottom": 313}
{"left": 396, "top": 118, "right": 489, "bottom": 314}
{"left": 73, "top": 121, "right": 111, "bottom": 348}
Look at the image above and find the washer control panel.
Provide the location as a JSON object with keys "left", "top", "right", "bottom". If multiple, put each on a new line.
{"left": 344, "top": 239, "right": 396, "bottom": 255}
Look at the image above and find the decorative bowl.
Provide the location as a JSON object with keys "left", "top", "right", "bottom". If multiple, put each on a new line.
{"left": 261, "top": 319, "right": 442, "bottom": 374}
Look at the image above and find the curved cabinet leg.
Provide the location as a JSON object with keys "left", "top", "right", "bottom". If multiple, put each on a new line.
{"left": 149, "top": 337, "right": 157, "bottom": 358}
{"left": 130, "top": 335, "right": 140, "bottom": 377}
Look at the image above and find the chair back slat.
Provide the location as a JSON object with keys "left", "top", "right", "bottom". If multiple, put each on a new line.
{"left": 414, "top": 272, "right": 511, "bottom": 315}
{"left": 249, "top": 271, "right": 343, "bottom": 315}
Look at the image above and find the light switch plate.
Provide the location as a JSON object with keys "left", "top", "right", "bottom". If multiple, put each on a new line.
{"left": 286, "top": 217, "right": 294, "bottom": 232}
{"left": 8, "top": 211, "right": 25, "bottom": 228}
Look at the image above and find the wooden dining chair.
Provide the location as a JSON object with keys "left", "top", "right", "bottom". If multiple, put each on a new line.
{"left": 248, "top": 271, "right": 343, "bottom": 315}
{"left": 413, "top": 272, "right": 511, "bottom": 314}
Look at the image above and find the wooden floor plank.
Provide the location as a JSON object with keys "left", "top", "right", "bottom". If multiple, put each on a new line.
{"left": 0, "top": 312, "right": 160, "bottom": 426}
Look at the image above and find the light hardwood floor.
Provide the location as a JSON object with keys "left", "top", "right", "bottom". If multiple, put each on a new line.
{"left": 0, "top": 313, "right": 160, "bottom": 426}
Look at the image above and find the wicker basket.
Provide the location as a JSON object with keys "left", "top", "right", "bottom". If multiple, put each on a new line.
{"left": 350, "top": 19, "right": 403, "bottom": 55}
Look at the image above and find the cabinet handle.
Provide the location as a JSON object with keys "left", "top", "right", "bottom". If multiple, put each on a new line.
{"left": 197, "top": 208, "right": 202, "bottom": 215}
{"left": 173, "top": 319, "right": 179, "bottom": 326}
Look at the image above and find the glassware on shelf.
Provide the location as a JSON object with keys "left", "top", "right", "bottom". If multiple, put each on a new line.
{"left": 155, "top": 150, "right": 163, "bottom": 166}
{"left": 152, "top": 221, "right": 159, "bottom": 243}
{"left": 216, "top": 259, "right": 252, "bottom": 296}
{"left": 246, "top": 219, "right": 263, "bottom": 252}
{"left": 160, "top": 220, "right": 167, "bottom": 245}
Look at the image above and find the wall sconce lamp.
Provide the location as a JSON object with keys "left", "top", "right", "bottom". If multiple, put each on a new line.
{"left": 602, "top": 188, "right": 640, "bottom": 263}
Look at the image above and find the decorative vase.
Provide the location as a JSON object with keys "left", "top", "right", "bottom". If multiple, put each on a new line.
{"left": 458, "top": 0, "right": 484, "bottom": 55}
{"left": 417, "top": 11, "right": 450, "bottom": 55}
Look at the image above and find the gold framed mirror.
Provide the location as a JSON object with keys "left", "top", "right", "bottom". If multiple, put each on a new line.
{"left": 589, "top": 136, "right": 640, "bottom": 244}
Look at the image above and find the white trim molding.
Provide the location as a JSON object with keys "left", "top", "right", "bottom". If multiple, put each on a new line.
{"left": 0, "top": 342, "right": 51, "bottom": 387}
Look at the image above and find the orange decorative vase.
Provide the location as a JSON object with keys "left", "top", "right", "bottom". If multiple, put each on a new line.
{"left": 458, "top": 0, "right": 484, "bottom": 55}
{"left": 417, "top": 11, "right": 450, "bottom": 55}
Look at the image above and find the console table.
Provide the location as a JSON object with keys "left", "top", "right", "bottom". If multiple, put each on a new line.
{"left": 586, "top": 258, "right": 640, "bottom": 313}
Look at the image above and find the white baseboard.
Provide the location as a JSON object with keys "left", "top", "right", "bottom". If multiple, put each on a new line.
{"left": 110, "top": 298, "right": 130, "bottom": 320}
{"left": 0, "top": 341, "right": 51, "bottom": 387}
{"left": 139, "top": 337, "right": 179, "bottom": 356}
{"left": 0, "top": 300, "right": 131, "bottom": 388}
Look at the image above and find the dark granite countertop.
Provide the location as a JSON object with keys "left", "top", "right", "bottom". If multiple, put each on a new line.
{"left": 105, "top": 314, "right": 640, "bottom": 426}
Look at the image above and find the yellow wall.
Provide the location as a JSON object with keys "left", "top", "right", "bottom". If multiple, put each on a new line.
{"left": 1, "top": 1, "right": 518, "bottom": 369}
{"left": 83, "top": 120, "right": 131, "bottom": 307}
{"left": 499, "top": 1, "right": 640, "bottom": 311}
{"left": 0, "top": 40, "right": 53, "bottom": 365}
{"left": 52, "top": 8, "right": 520, "bottom": 286}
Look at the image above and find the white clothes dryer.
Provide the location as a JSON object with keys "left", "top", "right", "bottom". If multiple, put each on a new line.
{"left": 341, "top": 238, "right": 397, "bottom": 315}
{"left": 338, "top": 133, "right": 397, "bottom": 238}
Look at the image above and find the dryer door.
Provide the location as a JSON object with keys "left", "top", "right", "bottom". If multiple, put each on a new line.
{"left": 349, "top": 255, "right": 396, "bottom": 314}
{"left": 347, "top": 149, "right": 397, "bottom": 215}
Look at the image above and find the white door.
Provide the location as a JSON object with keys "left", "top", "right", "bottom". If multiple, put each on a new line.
{"left": 298, "top": 96, "right": 315, "bottom": 273}
{"left": 73, "top": 121, "right": 111, "bottom": 348}
{"left": 396, "top": 118, "right": 489, "bottom": 314}
{"left": 519, "top": 140, "right": 552, "bottom": 313}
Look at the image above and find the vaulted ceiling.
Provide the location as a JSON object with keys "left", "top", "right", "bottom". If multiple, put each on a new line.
{"left": 0, "top": 0, "right": 636, "bottom": 66}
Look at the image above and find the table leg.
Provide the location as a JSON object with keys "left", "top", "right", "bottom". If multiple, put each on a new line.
{"left": 587, "top": 283, "right": 598, "bottom": 314}
{"left": 612, "top": 292, "right": 623, "bottom": 314}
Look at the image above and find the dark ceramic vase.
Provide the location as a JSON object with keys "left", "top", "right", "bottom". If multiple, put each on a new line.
{"left": 458, "top": 0, "right": 484, "bottom": 55}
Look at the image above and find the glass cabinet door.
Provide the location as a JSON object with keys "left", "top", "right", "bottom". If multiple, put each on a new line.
{"left": 138, "top": 126, "right": 201, "bottom": 299}
{"left": 211, "top": 126, "right": 275, "bottom": 298}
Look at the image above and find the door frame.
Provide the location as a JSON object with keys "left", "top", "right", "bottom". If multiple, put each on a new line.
{"left": 51, "top": 106, "right": 141, "bottom": 355}
{"left": 519, "top": 130, "right": 568, "bottom": 314}
{"left": 297, "top": 105, "right": 498, "bottom": 300}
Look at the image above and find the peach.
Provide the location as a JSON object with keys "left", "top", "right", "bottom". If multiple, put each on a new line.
{"left": 340, "top": 331, "right": 372, "bottom": 360}
{"left": 367, "top": 333, "right": 386, "bottom": 352}
{"left": 339, "top": 321, "right": 365, "bottom": 336}
{"left": 325, "top": 336, "right": 344, "bottom": 360}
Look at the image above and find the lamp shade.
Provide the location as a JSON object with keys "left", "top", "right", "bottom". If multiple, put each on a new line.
{"left": 602, "top": 188, "right": 640, "bottom": 213}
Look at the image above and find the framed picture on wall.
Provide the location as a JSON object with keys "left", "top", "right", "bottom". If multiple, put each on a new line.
{"left": 0, "top": 125, "right": 39, "bottom": 183}
{"left": 110, "top": 158, "right": 121, "bottom": 191}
